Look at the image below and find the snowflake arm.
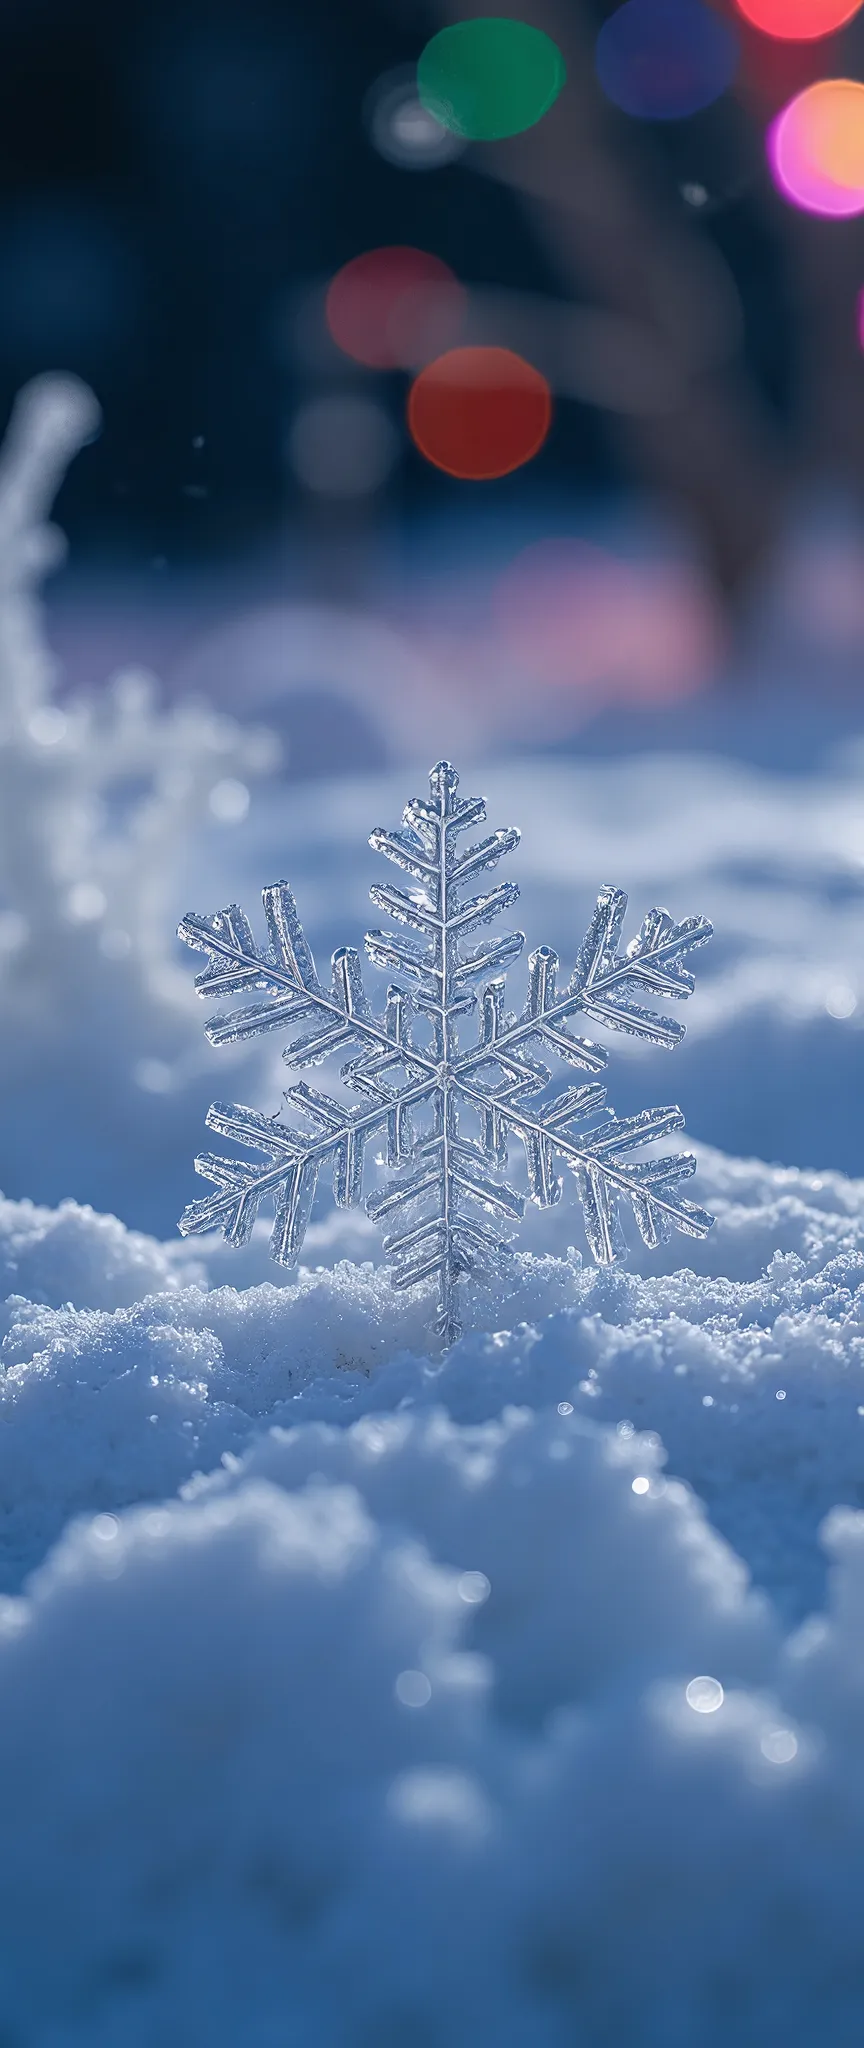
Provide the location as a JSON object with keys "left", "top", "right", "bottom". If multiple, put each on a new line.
{"left": 178, "top": 761, "right": 714, "bottom": 1342}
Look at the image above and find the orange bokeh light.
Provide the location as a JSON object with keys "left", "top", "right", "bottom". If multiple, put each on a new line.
{"left": 734, "top": 0, "right": 861, "bottom": 40}
{"left": 407, "top": 346, "right": 552, "bottom": 480}
{"left": 769, "top": 79, "right": 864, "bottom": 214}
{"left": 326, "top": 247, "right": 464, "bottom": 370}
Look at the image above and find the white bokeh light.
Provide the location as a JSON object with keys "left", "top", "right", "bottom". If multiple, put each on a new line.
{"left": 288, "top": 394, "right": 399, "bottom": 498}
{"left": 365, "top": 68, "right": 466, "bottom": 170}
{"left": 760, "top": 1727, "right": 799, "bottom": 1765}
{"left": 686, "top": 1675, "right": 724, "bottom": 1714}
{"left": 825, "top": 983, "right": 857, "bottom": 1020}
{"left": 395, "top": 1669, "right": 432, "bottom": 1708}
{"left": 208, "top": 777, "right": 250, "bottom": 824}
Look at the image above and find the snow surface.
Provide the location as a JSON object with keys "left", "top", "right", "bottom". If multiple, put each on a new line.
{"left": 1, "top": 1139, "right": 864, "bottom": 2042}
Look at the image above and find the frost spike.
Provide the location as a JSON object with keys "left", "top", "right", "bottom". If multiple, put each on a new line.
{"left": 450, "top": 880, "right": 521, "bottom": 938}
{"left": 333, "top": 1125, "right": 364, "bottom": 1209}
{"left": 368, "top": 882, "right": 439, "bottom": 933}
{"left": 272, "top": 1160, "right": 319, "bottom": 1264}
{"left": 586, "top": 1106, "right": 685, "bottom": 1157}
{"left": 526, "top": 945, "right": 558, "bottom": 1018}
{"left": 366, "top": 1168, "right": 441, "bottom": 1223}
{"left": 452, "top": 930, "right": 524, "bottom": 986}
{"left": 332, "top": 946, "right": 372, "bottom": 1021}
{"left": 576, "top": 1164, "right": 625, "bottom": 1264}
{"left": 579, "top": 996, "right": 685, "bottom": 1047}
{"left": 368, "top": 826, "right": 438, "bottom": 883}
{"left": 479, "top": 980, "right": 506, "bottom": 1161}
{"left": 542, "top": 1027, "right": 607, "bottom": 1072}
{"left": 179, "top": 760, "right": 713, "bottom": 1339}
{"left": 263, "top": 882, "right": 324, "bottom": 996}
{"left": 571, "top": 886, "right": 628, "bottom": 991}
{"left": 452, "top": 1160, "right": 523, "bottom": 1218}
{"left": 523, "top": 1129, "right": 563, "bottom": 1208}
{"left": 364, "top": 929, "right": 432, "bottom": 982}
{"left": 453, "top": 827, "right": 521, "bottom": 885}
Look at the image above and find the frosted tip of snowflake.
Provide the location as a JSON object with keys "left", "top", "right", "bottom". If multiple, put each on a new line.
{"left": 178, "top": 760, "right": 714, "bottom": 1344}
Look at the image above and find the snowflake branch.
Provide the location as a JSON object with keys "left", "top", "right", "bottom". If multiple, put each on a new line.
{"left": 457, "top": 1078, "right": 711, "bottom": 1262}
{"left": 179, "top": 883, "right": 437, "bottom": 1076}
{"left": 455, "top": 889, "right": 713, "bottom": 1082}
{"left": 180, "top": 1079, "right": 433, "bottom": 1264}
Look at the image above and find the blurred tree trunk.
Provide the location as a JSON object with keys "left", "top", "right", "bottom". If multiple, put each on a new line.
{"left": 785, "top": 211, "right": 864, "bottom": 483}
{"left": 424, "top": 0, "right": 786, "bottom": 599}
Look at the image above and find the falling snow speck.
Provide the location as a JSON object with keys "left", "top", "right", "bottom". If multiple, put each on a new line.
{"left": 177, "top": 760, "right": 713, "bottom": 1342}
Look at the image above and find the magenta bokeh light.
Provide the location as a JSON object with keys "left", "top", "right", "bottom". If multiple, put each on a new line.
{"left": 768, "top": 82, "right": 864, "bottom": 218}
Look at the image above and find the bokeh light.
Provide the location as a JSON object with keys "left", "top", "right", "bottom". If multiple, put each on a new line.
{"left": 595, "top": 1, "right": 740, "bottom": 120}
{"left": 768, "top": 80, "right": 864, "bottom": 216}
{"left": 734, "top": 0, "right": 861, "bottom": 38}
{"left": 325, "top": 247, "right": 465, "bottom": 369}
{"left": 287, "top": 394, "right": 400, "bottom": 497}
{"left": 364, "top": 67, "right": 467, "bottom": 169}
{"left": 417, "top": 20, "right": 566, "bottom": 141}
{"left": 408, "top": 346, "right": 552, "bottom": 479}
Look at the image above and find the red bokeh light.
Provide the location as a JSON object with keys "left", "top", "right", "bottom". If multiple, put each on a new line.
{"left": 407, "top": 346, "right": 552, "bottom": 480}
{"left": 734, "top": 0, "right": 861, "bottom": 38}
{"left": 325, "top": 247, "right": 464, "bottom": 370}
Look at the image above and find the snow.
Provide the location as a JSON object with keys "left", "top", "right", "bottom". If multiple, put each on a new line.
{"left": 0, "top": 1150, "right": 861, "bottom": 2048}
{"left": 5, "top": 379, "right": 864, "bottom": 2039}
{"left": 3, "top": 1202, "right": 864, "bottom": 2042}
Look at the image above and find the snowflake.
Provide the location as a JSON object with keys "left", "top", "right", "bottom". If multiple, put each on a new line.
{"left": 178, "top": 760, "right": 714, "bottom": 1340}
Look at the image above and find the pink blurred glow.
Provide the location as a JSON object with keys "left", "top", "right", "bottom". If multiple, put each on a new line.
{"left": 783, "top": 539, "right": 864, "bottom": 645}
{"left": 491, "top": 539, "right": 721, "bottom": 706}
{"left": 767, "top": 81, "right": 864, "bottom": 217}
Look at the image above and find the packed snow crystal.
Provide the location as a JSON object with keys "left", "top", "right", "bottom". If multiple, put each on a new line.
{"left": 179, "top": 760, "right": 714, "bottom": 1336}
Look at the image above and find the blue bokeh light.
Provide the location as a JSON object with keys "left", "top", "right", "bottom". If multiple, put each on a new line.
{"left": 596, "top": 0, "right": 740, "bottom": 121}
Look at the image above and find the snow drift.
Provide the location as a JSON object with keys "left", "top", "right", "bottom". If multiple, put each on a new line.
{"left": 0, "top": 1151, "right": 862, "bottom": 2042}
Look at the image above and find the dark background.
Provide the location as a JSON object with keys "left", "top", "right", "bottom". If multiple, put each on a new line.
{"left": 0, "top": 0, "right": 841, "bottom": 576}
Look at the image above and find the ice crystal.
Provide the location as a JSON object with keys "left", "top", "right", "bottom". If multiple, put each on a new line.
{"left": 179, "top": 761, "right": 714, "bottom": 1339}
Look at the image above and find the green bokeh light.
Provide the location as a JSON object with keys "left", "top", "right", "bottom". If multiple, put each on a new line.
{"left": 417, "top": 19, "right": 566, "bottom": 142}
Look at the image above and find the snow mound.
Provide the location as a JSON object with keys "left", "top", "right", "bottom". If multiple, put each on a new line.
{"left": 3, "top": 1141, "right": 864, "bottom": 1609}
{"left": 2, "top": 1157, "right": 864, "bottom": 2041}
{"left": 0, "top": 1411, "right": 861, "bottom": 2046}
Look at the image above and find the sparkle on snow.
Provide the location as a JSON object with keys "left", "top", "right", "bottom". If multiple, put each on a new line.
{"left": 178, "top": 761, "right": 714, "bottom": 1339}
